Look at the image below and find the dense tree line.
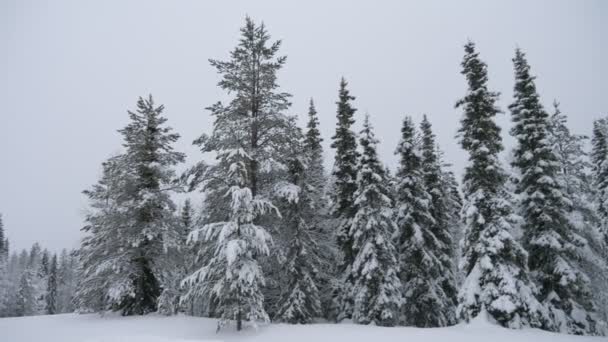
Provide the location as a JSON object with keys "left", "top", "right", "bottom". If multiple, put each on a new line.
{"left": 2, "top": 17, "right": 607, "bottom": 337}
{"left": 0, "top": 216, "right": 78, "bottom": 318}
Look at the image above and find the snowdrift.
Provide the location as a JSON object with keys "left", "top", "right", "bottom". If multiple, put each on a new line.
{"left": 1, "top": 313, "right": 604, "bottom": 342}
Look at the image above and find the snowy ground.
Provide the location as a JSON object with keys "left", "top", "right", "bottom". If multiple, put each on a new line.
{"left": 1, "top": 313, "right": 604, "bottom": 342}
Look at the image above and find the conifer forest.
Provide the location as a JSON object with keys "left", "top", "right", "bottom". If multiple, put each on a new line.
{"left": 2, "top": 3, "right": 607, "bottom": 341}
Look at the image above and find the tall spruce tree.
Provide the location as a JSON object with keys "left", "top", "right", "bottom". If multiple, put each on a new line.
{"left": 77, "top": 96, "right": 184, "bottom": 315}
{"left": 274, "top": 123, "right": 323, "bottom": 324}
{"left": 304, "top": 99, "right": 336, "bottom": 318}
{"left": 437, "top": 151, "right": 464, "bottom": 276}
{"left": 331, "top": 78, "right": 359, "bottom": 267}
{"left": 0, "top": 214, "right": 4, "bottom": 257}
{"left": 45, "top": 254, "right": 57, "bottom": 314}
{"left": 76, "top": 157, "right": 129, "bottom": 313}
{"left": 16, "top": 270, "right": 35, "bottom": 317}
{"left": 509, "top": 49, "right": 600, "bottom": 335}
{"left": 455, "top": 41, "right": 543, "bottom": 328}
{"left": 548, "top": 103, "right": 608, "bottom": 326}
{"left": 592, "top": 118, "right": 608, "bottom": 245}
{"left": 419, "top": 115, "right": 458, "bottom": 324}
{"left": 183, "top": 17, "right": 293, "bottom": 331}
{"left": 0, "top": 214, "right": 7, "bottom": 316}
{"left": 393, "top": 116, "right": 452, "bottom": 326}
{"left": 117, "top": 95, "right": 185, "bottom": 313}
{"left": 57, "top": 249, "right": 76, "bottom": 313}
{"left": 158, "top": 199, "right": 195, "bottom": 316}
{"left": 304, "top": 99, "right": 329, "bottom": 232}
{"left": 348, "top": 115, "right": 401, "bottom": 326}
{"left": 330, "top": 78, "right": 359, "bottom": 320}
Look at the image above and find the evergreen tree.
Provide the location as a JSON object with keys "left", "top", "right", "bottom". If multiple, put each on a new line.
{"left": 419, "top": 115, "right": 458, "bottom": 323}
{"left": 548, "top": 103, "right": 608, "bottom": 326}
{"left": 158, "top": 200, "right": 193, "bottom": 316}
{"left": 331, "top": 78, "right": 359, "bottom": 267}
{"left": 393, "top": 116, "right": 450, "bottom": 326}
{"left": 592, "top": 118, "right": 608, "bottom": 245}
{"left": 24, "top": 243, "right": 45, "bottom": 315}
{"left": 510, "top": 49, "right": 600, "bottom": 335}
{"left": 455, "top": 41, "right": 543, "bottom": 328}
{"left": 0, "top": 214, "right": 7, "bottom": 317}
{"left": 183, "top": 17, "right": 292, "bottom": 331}
{"left": 77, "top": 156, "right": 133, "bottom": 313}
{"left": 16, "top": 270, "right": 35, "bottom": 317}
{"left": 383, "top": 165, "right": 397, "bottom": 205}
{"left": 57, "top": 249, "right": 76, "bottom": 313}
{"left": 181, "top": 199, "right": 194, "bottom": 230}
{"left": 303, "top": 98, "right": 336, "bottom": 319}
{"left": 45, "top": 254, "right": 57, "bottom": 314}
{"left": 348, "top": 115, "right": 401, "bottom": 326}
{"left": 77, "top": 95, "right": 184, "bottom": 315}
{"left": 117, "top": 95, "right": 184, "bottom": 315}
{"left": 36, "top": 249, "right": 50, "bottom": 311}
{"left": 3, "top": 239, "right": 8, "bottom": 261}
{"left": 0, "top": 254, "right": 6, "bottom": 317}
{"left": 274, "top": 125, "right": 323, "bottom": 324}
{"left": 39, "top": 250, "right": 49, "bottom": 277}
{"left": 28, "top": 243, "right": 41, "bottom": 269}
{"left": 0, "top": 214, "right": 4, "bottom": 256}
{"left": 330, "top": 78, "right": 359, "bottom": 320}
{"left": 304, "top": 99, "right": 329, "bottom": 234}
{"left": 437, "top": 152, "right": 464, "bottom": 276}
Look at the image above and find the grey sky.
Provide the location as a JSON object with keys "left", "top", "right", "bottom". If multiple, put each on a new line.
{"left": 1, "top": 0, "right": 606, "bottom": 252}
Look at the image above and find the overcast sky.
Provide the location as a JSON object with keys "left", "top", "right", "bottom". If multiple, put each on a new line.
{"left": 1, "top": 0, "right": 606, "bottom": 252}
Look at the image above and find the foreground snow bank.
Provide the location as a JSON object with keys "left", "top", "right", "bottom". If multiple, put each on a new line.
{"left": 1, "top": 313, "right": 603, "bottom": 342}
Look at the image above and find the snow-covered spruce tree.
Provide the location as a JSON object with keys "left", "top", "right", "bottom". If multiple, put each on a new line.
{"left": 181, "top": 199, "right": 194, "bottom": 233}
{"left": 0, "top": 259, "right": 7, "bottom": 317}
{"left": 304, "top": 99, "right": 331, "bottom": 240}
{"left": 509, "top": 49, "right": 600, "bottom": 335}
{"left": 183, "top": 17, "right": 293, "bottom": 331}
{"left": 383, "top": 165, "right": 397, "bottom": 205}
{"left": 178, "top": 198, "right": 213, "bottom": 317}
{"left": 419, "top": 115, "right": 458, "bottom": 324}
{"left": 303, "top": 98, "right": 336, "bottom": 319}
{"left": 181, "top": 171, "right": 226, "bottom": 318}
{"left": 592, "top": 118, "right": 608, "bottom": 176}
{"left": 455, "top": 41, "right": 543, "bottom": 328}
{"left": 45, "top": 254, "right": 57, "bottom": 314}
{"left": 548, "top": 103, "right": 608, "bottom": 326}
{"left": 16, "top": 269, "right": 35, "bottom": 317}
{"left": 158, "top": 199, "right": 194, "bottom": 316}
{"left": 173, "top": 199, "right": 196, "bottom": 315}
{"left": 330, "top": 78, "right": 359, "bottom": 321}
{"left": 183, "top": 136, "right": 276, "bottom": 331}
{"left": 116, "top": 95, "right": 184, "bottom": 315}
{"left": 0, "top": 214, "right": 7, "bottom": 317}
{"left": 437, "top": 151, "right": 464, "bottom": 274}
{"left": 2, "top": 239, "right": 7, "bottom": 260}
{"left": 592, "top": 118, "right": 608, "bottom": 245}
{"left": 77, "top": 96, "right": 184, "bottom": 315}
{"left": 273, "top": 122, "right": 323, "bottom": 324}
{"left": 0, "top": 214, "right": 4, "bottom": 257}
{"left": 77, "top": 156, "right": 134, "bottom": 312}
{"left": 393, "top": 116, "right": 451, "bottom": 326}
{"left": 0, "top": 258, "right": 6, "bottom": 317}
{"left": 26, "top": 244, "right": 46, "bottom": 315}
{"left": 36, "top": 250, "right": 50, "bottom": 313}
{"left": 57, "top": 249, "right": 76, "bottom": 313}
{"left": 348, "top": 115, "right": 401, "bottom": 326}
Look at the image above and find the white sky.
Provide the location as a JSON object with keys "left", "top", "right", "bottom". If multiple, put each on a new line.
{"left": 1, "top": 0, "right": 606, "bottom": 252}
